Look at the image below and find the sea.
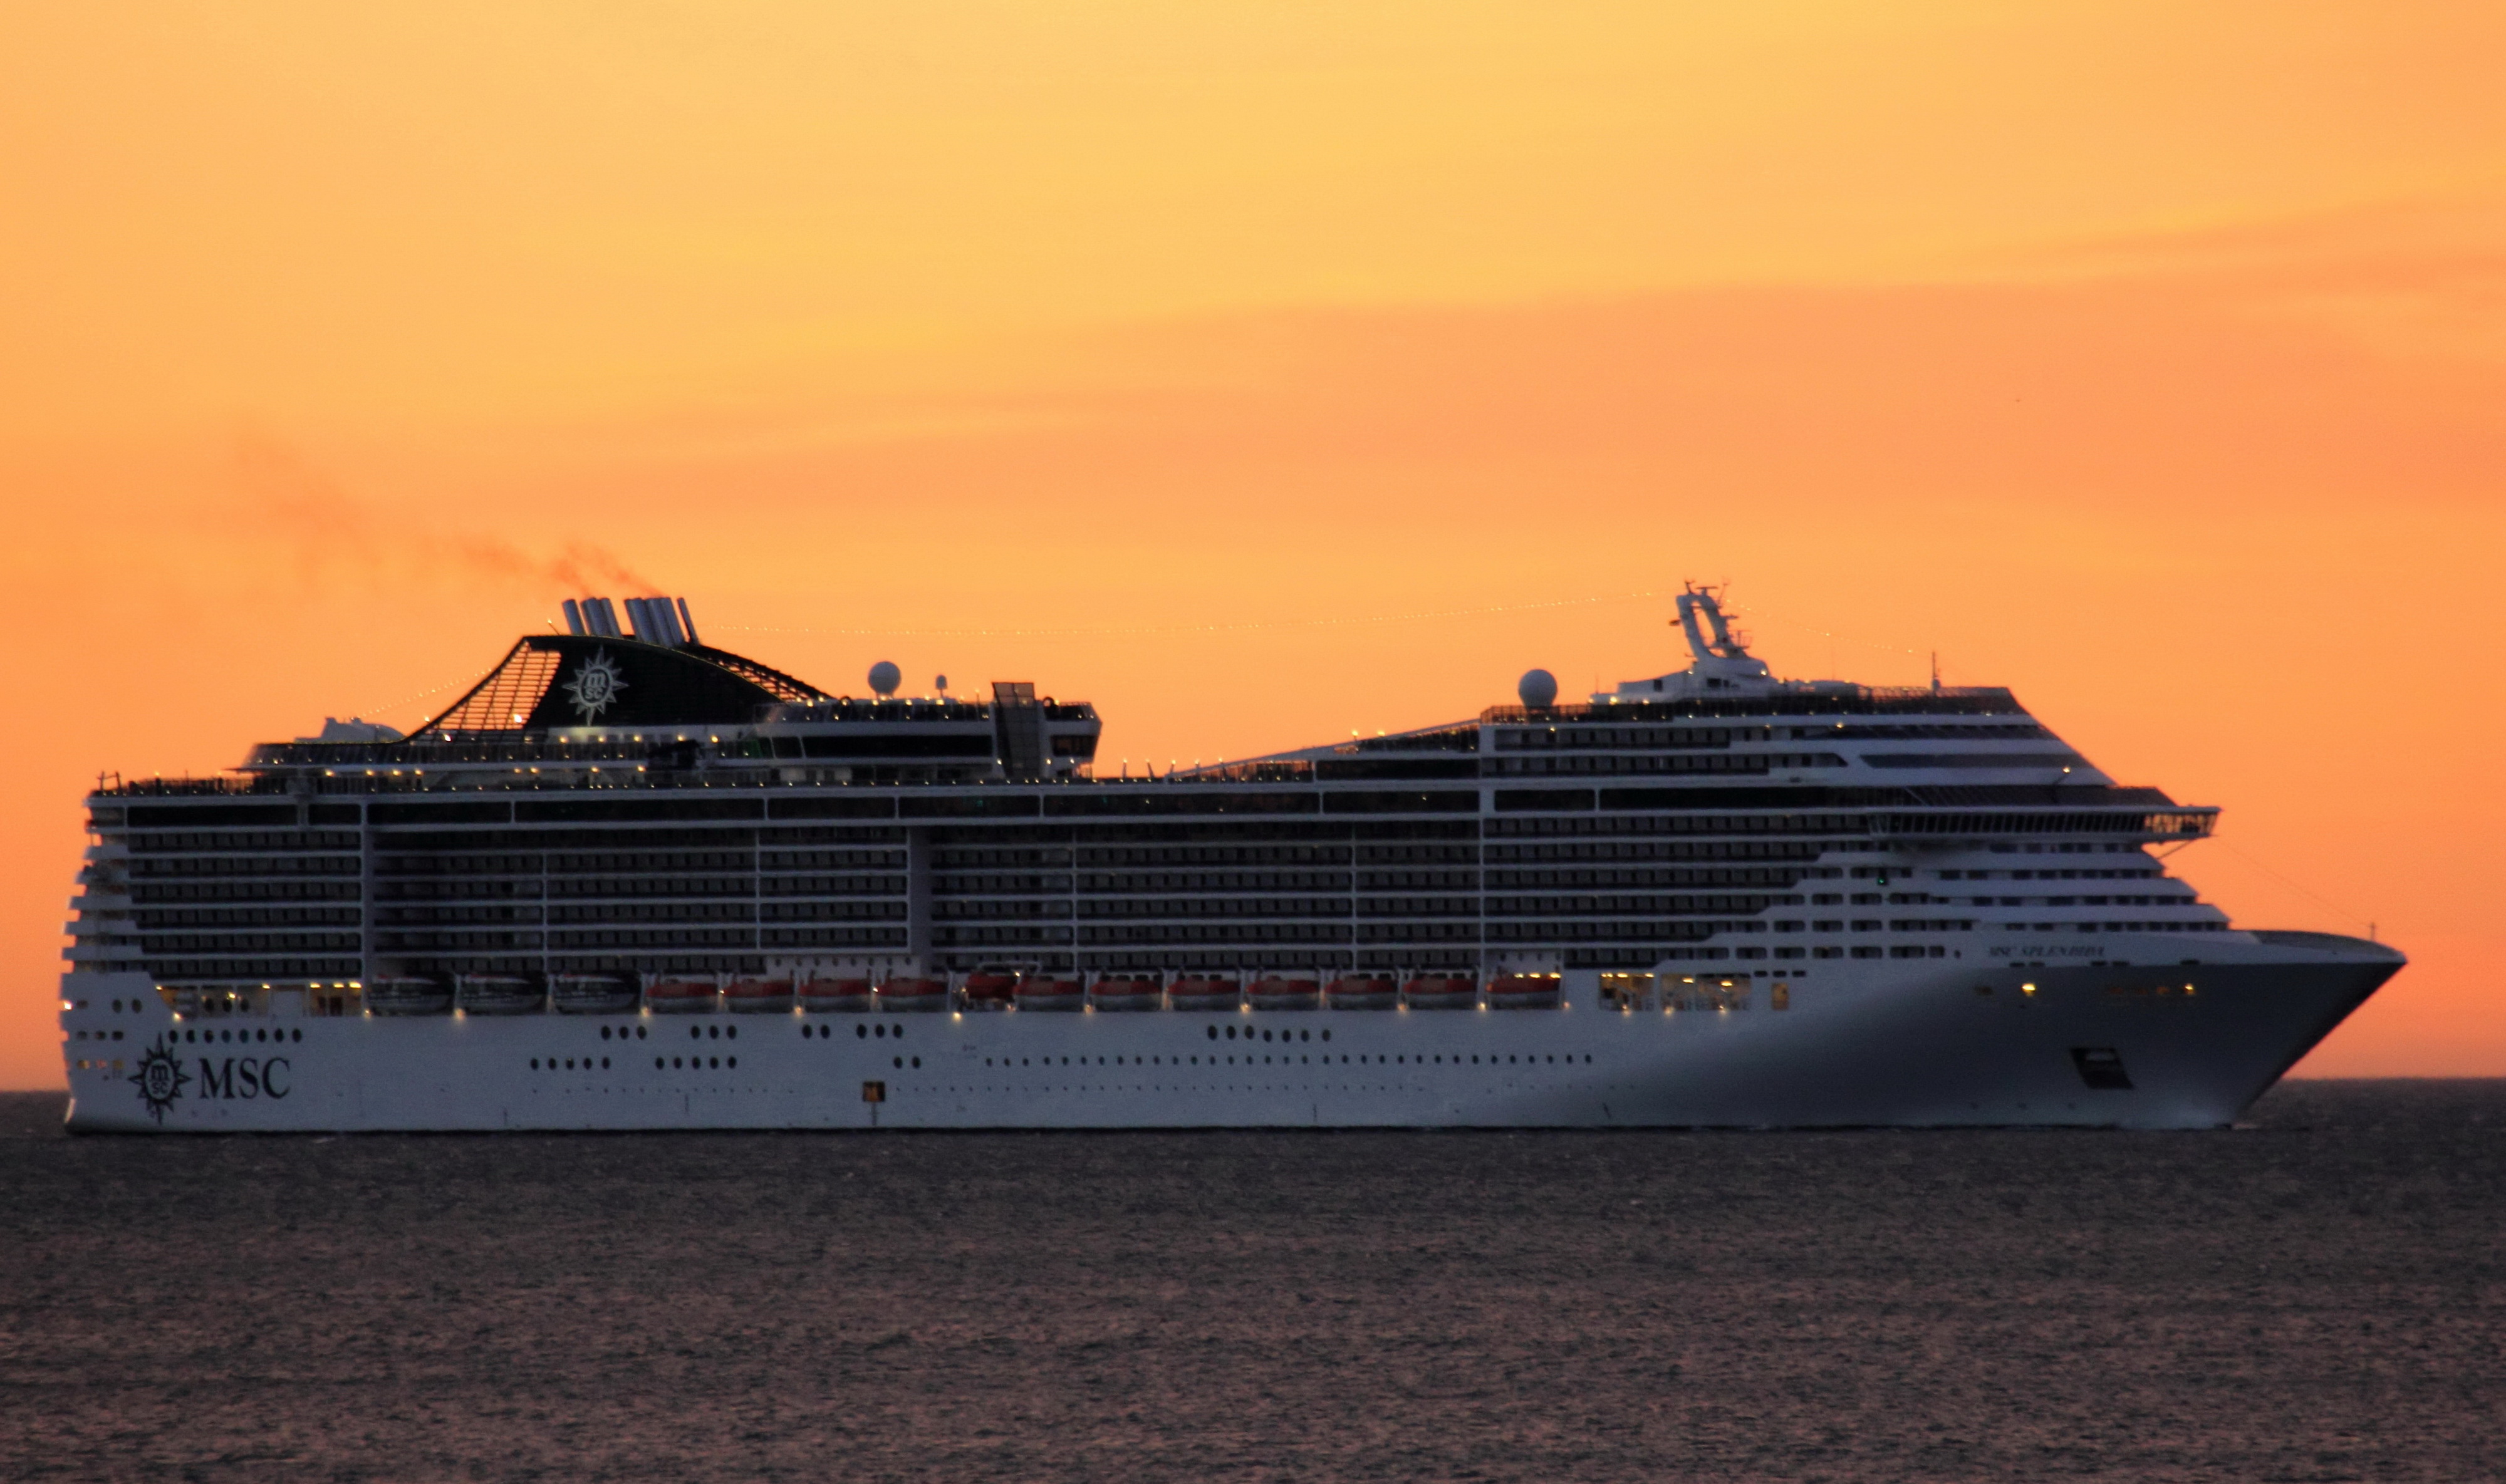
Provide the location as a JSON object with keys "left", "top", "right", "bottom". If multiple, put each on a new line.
{"left": 3, "top": 1080, "right": 2500, "bottom": 1482}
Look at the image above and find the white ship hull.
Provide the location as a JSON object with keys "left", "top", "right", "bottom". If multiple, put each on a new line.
{"left": 60, "top": 932, "right": 2398, "bottom": 1133}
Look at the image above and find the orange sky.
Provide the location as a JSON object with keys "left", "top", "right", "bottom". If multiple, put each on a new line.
{"left": 5, "top": 3, "right": 2503, "bottom": 1089}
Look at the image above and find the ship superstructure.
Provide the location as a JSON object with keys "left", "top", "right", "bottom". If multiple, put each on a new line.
{"left": 60, "top": 588, "right": 2401, "bottom": 1131}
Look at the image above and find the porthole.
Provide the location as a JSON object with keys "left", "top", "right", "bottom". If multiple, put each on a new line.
{"left": 1207, "top": 1026, "right": 1217, "bottom": 1040}
{"left": 894, "top": 1024, "right": 904, "bottom": 1040}
{"left": 690, "top": 1026, "right": 702, "bottom": 1040}
{"left": 911, "top": 1057, "right": 920, "bottom": 1069}
{"left": 655, "top": 1057, "right": 664, "bottom": 1069}
{"left": 256, "top": 1029, "right": 267, "bottom": 1043}
{"left": 672, "top": 1057, "right": 682, "bottom": 1068}
{"left": 600, "top": 1027, "right": 610, "bottom": 1040}
{"left": 636, "top": 1025, "right": 647, "bottom": 1039}
{"left": 601, "top": 1057, "right": 610, "bottom": 1069}
{"left": 727, "top": 1026, "right": 737, "bottom": 1040}
{"left": 708, "top": 1025, "right": 720, "bottom": 1040}
{"left": 110, "top": 999, "right": 120, "bottom": 1012}
{"left": 727, "top": 1056, "right": 736, "bottom": 1068}
{"left": 291, "top": 1029, "right": 301, "bottom": 1042}
{"left": 857, "top": 1024, "right": 868, "bottom": 1039}
{"left": 895, "top": 1057, "right": 904, "bottom": 1069}
{"left": 1261, "top": 1029, "right": 1272, "bottom": 1042}
{"left": 875, "top": 1024, "right": 886, "bottom": 1039}
{"left": 1224, "top": 1026, "right": 1235, "bottom": 1040}
{"left": 1321, "top": 1030, "right": 1330, "bottom": 1041}
{"left": 709, "top": 1056, "right": 719, "bottom": 1069}
{"left": 529, "top": 1058, "right": 539, "bottom": 1070}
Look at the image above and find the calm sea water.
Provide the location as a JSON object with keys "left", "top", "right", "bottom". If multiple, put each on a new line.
{"left": 4, "top": 1081, "right": 2502, "bottom": 1482}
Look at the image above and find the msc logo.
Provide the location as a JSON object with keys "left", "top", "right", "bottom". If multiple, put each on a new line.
{"left": 129, "top": 1038, "right": 187, "bottom": 1124}
{"left": 128, "top": 1035, "right": 293, "bottom": 1122}
{"left": 198, "top": 1056, "right": 291, "bottom": 1101}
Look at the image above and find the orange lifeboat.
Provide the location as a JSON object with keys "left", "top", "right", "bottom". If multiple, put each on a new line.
{"left": 1014, "top": 974, "right": 1084, "bottom": 1011}
{"left": 1325, "top": 975, "right": 1397, "bottom": 1010}
{"left": 646, "top": 977, "right": 720, "bottom": 1014}
{"left": 959, "top": 970, "right": 1017, "bottom": 1011}
{"left": 1485, "top": 973, "right": 1563, "bottom": 1010}
{"left": 1401, "top": 975, "right": 1478, "bottom": 1010}
{"left": 1088, "top": 974, "right": 1163, "bottom": 1011}
{"left": 875, "top": 976, "right": 949, "bottom": 1013}
{"left": 1167, "top": 975, "right": 1242, "bottom": 1011}
{"left": 1247, "top": 975, "right": 1321, "bottom": 1010}
{"left": 798, "top": 977, "right": 874, "bottom": 1013}
{"left": 725, "top": 977, "right": 796, "bottom": 1014}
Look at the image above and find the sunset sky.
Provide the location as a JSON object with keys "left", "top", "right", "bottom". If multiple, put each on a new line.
{"left": 5, "top": 3, "right": 2503, "bottom": 1089}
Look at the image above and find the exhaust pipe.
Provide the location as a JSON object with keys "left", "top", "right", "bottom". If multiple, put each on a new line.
{"left": 562, "top": 598, "right": 586, "bottom": 636}
{"left": 675, "top": 596, "right": 699, "bottom": 645}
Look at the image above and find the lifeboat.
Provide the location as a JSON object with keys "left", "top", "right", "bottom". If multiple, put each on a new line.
{"left": 1087, "top": 974, "right": 1163, "bottom": 1011}
{"left": 725, "top": 977, "right": 796, "bottom": 1014}
{"left": 455, "top": 974, "right": 543, "bottom": 1015}
{"left": 959, "top": 970, "right": 1017, "bottom": 1011}
{"left": 1485, "top": 973, "right": 1564, "bottom": 1010}
{"left": 646, "top": 977, "right": 720, "bottom": 1014}
{"left": 876, "top": 976, "right": 949, "bottom": 1012}
{"left": 1167, "top": 975, "right": 1242, "bottom": 1012}
{"left": 365, "top": 975, "right": 451, "bottom": 1016}
{"left": 1247, "top": 975, "right": 1321, "bottom": 1010}
{"left": 1014, "top": 974, "right": 1084, "bottom": 1012}
{"left": 551, "top": 973, "right": 638, "bottom": 1015}
{"left": 798, "top": 977, "right": 875, "bottom": 1013}
{"left": 1324, "top": 975, "right": 1398, "bottom": 1010}
{"left": 1401, "top": 975, "right": 1478, "bottom": 1010}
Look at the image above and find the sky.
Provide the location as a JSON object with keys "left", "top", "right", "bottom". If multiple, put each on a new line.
{"left": 4, "top": 2, "right": 2503, "bottom": 1089}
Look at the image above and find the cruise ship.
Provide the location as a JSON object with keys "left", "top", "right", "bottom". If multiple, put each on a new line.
{"left": 59, "top": 588, "right": 2401, "bottom": 1133}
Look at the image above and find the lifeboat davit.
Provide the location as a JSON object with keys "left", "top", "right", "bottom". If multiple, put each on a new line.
{"left": 1485, "top": 973, "right": 1564, "bottom": 1010}
{"left": 365, "top": 975, "right": 451, "bottom": 1016}
{"left": 456, "top": 974, "right": 543, "bottom": 1015}
{"left": 1401, "top": 975, "right": 1478, "bottom": 1010}
{"left": 798, "top": 977, "right": 875, "bottom": 1012}
{"left": 551, "top": 973, "right": 638, "bottom": 1015}
{"left": 959, "top": 970, "right": 1017, "bottom": 1011}
{"left": 725, "top": 977, "right": 796, "bottom": 1013}
{"left": 1247, "top": 975, "right": 1321, "bottom": 1010}
{"left": 647, "top": 977, "right": 720, "bottom": 1014}
{"left": 1325, "top": 975, "right": 1398, "bottom": 1010}
{"left": 1167, "top": 975, "right": 1242, "bottom": 1012}
{"left": 1014, "top": 974, "right": 1084, "bottom": 1011}
{"left": 876, "top": 977, "right": 949, "bottom": 1012}
{"left": 1088, "top": 974, "right": 1163, "bottom": 1011}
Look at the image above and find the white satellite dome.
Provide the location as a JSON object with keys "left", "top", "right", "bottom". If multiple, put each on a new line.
{"left": 1517, "top": 668, "right": 1558, "bottom": 708}
{"left": 868, "top": 661, "right": 901, "bottom": 697}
